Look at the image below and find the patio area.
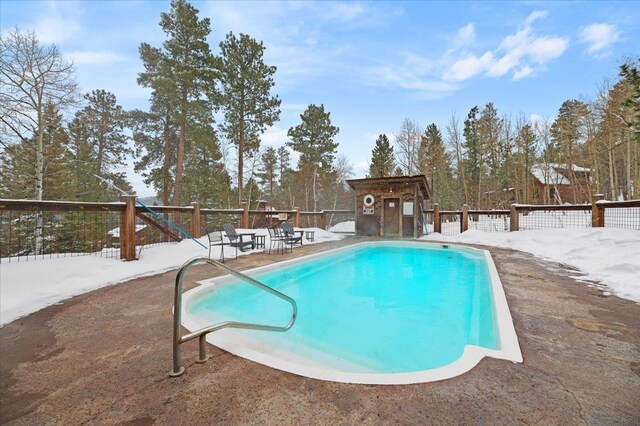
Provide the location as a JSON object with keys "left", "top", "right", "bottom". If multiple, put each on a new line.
{"left": 1, "top": 237, "right": 639, "bottom": 424}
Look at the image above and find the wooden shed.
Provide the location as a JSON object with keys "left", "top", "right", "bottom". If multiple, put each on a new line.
{"left": 346, "top": 175, "right": 431, "bottom": 238}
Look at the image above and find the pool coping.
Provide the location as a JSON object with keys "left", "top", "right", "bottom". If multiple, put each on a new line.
{"left": 181, "top": 240, "right": 523, "bottom": 385}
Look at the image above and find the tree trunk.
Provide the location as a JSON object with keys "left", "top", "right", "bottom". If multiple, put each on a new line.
{"left": 35, "top": 101, "right": 45, "bottom": 254}
{"left": 237, "top": 110, "right": 245, "bottom": 207}
{"left": 172, "top": 90, "right": 188, "bottom": 206}
{"left": 161, "top": 116, "right": 171, "bottom": 206}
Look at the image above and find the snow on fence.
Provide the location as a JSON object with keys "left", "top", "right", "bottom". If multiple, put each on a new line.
{"left": 1, "top": 197, "right": 638, "bottom": 262}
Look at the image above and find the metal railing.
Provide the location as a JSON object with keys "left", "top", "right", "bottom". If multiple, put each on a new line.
{"left": 170, "top": 256, "right": 298, "bottom": 377}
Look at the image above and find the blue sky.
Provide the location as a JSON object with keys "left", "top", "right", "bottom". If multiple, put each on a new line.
{"left": 1, "top": 1, "right": 638, "bottom": 196}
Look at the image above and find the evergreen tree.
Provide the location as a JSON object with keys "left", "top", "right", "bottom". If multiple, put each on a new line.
{"left": 463, "top": 106, "right": 482, "bottom": 205}
{"left": 368, "top": 134, "right": 395, "bottom": 177}
{"left": 136, "top": 0, "right": 217, "bottom": 206}
{"left": 258, "top": 147, "right": 278, "bottom": 207}
{"left": 72, "top": 89, "right": 131, "bottom": 200}
{"left": 418, "top": 124, "right": 453, "bottom": 206}
{"left": 287, "top": 104, "right": 339, "bottom": 168}
{"left": 287, "top": 104, "right": 339, "bottom": 210}
{"left": 218, "top": 32, "right": 281, "bottom": 206}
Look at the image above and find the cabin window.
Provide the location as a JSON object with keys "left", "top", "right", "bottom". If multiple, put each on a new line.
{"left": 403, "top": 202, "right": 414, "bottom": 216}
{"left": 533, "top": 188, "right": 540, "bottom": 200}
{"left": 549, "top": 188, "right": 557, "bottom": 201}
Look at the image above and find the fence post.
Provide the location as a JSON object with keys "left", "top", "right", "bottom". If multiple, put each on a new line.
{"left": 294, "top": 207, "right": 301, "bottom": 228}
{"left": 433, "top": 203, "right": 440, "bottom": 233}
{"left": 592, "top": 194, "right": 604, "bottom": 227}
{"left": 190, "top": 202, "right": 201, "bottom": 238}
{"left": 510, "top": 204, "right": 519, "bottom": 232}
{"left": 319, "top": 211, "right": 326, "bottom": 230}
{"left": 241, "top": 201, "right": 249, "bottom": 229}
{"left": 461, "top": 204, "right": 469, "bottom": 233}
{"left": 120, "top": 195, "right": 136, "bottom": 261}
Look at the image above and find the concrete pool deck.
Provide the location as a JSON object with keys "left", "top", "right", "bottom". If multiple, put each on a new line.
{"left": 1, "top": 237, "right": 639, "bottom": 424}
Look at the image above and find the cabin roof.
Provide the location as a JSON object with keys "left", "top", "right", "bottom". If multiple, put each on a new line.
{"left": 346, "top": 175, "right": 431, "bottom": 199}
{"left": 530, "top": 163, "right": 592, "bottom": 185}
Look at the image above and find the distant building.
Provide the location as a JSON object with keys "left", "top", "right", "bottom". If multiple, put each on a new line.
{"left": 346, "top": 175, "right": 431, "bottom": 238}
{"left": 523, "top": 163, "right": 593, "bottom": 205}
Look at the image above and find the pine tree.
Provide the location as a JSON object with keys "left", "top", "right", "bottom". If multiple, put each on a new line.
{"left": 418, "top": 124, "right": 453, "bottom": 206}
{"left": 136, "top": 0, "right": 217, "bottom": 206}
{"left": 258, "top": 147, "right": 278, "bottom": 207}
{"left": 218, "top": 32, "right": 281, "bottom": 206}
{"left": 72, "top": 90, "right": 131, "bottom": 200}
{"left": 463, "top": 106, "right": 482, "bottom": 206}
{"left": 368, "top": 134, "right": 395, "bottom": 177}
{"left": 287, "top": 104, "right": 339, "bottom": 210}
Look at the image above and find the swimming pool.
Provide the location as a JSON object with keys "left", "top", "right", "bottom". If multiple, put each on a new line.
{"left": 182, "top": 241, "right": 522, "bottom": 384}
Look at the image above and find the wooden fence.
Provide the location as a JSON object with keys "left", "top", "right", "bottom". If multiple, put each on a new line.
{"left": 426, "top": 195, "right": 640, "bottom": 235}
{"left": 1, "top": 195, "right": 637, "bottom": 262}
{"left": 0, "top": 197, "right": 354, "bottom": 262}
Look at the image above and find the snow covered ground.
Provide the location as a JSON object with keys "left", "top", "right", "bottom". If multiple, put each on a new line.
{"left": 422, "top": 228, "right": 640, "bottom": 303}
{"left": 0, "top": 227, "right": 342, "bottom": 325}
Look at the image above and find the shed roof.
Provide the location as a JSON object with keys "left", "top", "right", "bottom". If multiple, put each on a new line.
{"left": 346, "top": 175, "right": 431, "bottom": 199}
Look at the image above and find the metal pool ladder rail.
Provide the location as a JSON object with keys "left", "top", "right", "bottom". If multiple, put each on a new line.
{"left": 170, "top": 257, "right": 298, "bottom": 377}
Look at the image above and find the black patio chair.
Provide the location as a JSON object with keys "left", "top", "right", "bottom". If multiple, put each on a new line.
{"left": 222, "top": 223, "right": 255, "bottom": 252}
{"left": 206, "top": 229, "right": 234, "bottom": 262}
{"left": 282, "top": 221, "right": 303, "bottom": 246}
{"left": 267, "top": 225, "right": 294, "bottom": 254}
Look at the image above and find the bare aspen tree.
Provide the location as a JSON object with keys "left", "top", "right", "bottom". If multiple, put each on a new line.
{"left": 394, "top": 119, "right": 421, "bottom": 175}
{"left": 0, "top": 29, "right": 78, "bottom": 253}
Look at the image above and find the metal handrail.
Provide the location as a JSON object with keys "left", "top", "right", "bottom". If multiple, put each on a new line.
{"left": 170, "top": 256, "right": 297, "bottom": 377}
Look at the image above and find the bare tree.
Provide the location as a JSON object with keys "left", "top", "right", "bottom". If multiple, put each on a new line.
{"left": 394, "top": 119, "right": 421, "bottom": 175}
{"left": 1, "top": 29, "right": 78, "bottom": 253}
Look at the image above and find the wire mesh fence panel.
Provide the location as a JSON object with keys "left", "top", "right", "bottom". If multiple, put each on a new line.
{"left": 604, "top": 207, "right": 640, "bottom": 230}
{"left": 440, "top": 212, "right": 462, "bottom": 236}
{"left": 468, "top": 213, "right": 511, "bottom": 232}
{"left": 423, "top": 210, "right": 434, "bottom": 233}
{"left": 135, "top": 211, "right": 193, "bottom": 250}
{"left": 201, "top": 211, "right": 243, "bottom": 233}
{"left": 248, "top": 211, "right": 292, "bottom": 229}
{"left": 326, "top": 211, "right": 355, "bottom": 233}
{"left": 0, "top": 209, "right": 121, "bottom": 263}
{"left": 300, "top": 213, "right": 323, "bottom": 229}
{"left": 518, "top": 208, "right": 592, "bottom": 230}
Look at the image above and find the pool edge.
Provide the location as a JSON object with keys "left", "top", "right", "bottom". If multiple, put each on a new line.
{"left": 181, "top": 240, "right": 524, "bottom": 385}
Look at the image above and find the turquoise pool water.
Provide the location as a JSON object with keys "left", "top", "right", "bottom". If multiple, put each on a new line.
{"left": 189, "top": 243, "right": 499, "bottom": 373}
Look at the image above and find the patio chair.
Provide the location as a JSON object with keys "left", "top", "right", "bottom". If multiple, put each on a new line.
{"left": 206, "top": 229, "right": 234, "bottom": 262}
{"left": 282, "top": 221, "right": 303, "bottom": 246}
{"left": 223, "top": 223, "right": 255, "bottom": 252}
{"left": 267, "top": 225, "right": 294, "bottom": 254}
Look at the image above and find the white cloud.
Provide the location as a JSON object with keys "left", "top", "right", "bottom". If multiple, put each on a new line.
{"left": 66, "top": 51, "right": 126, "bottom": 65}
{"left": 34, "top": 15, "right": 81, "bottom": 43}
{"left": 447, "top": 52, "right": 494, "bottom": 81}
{"left": 513, "top": 65, "right": 534, "bottom": 80}
{"left": 322, "top": 3, "right": 366, "bottom": 23}
{"left": 444, "top": 10, "right": 568, "bottom": 82}
{"left": 579, "top": 23, "right": 621, "bottom": 54}
{"left": 523, "top": 10, "right": 548, "bottom": 26}
{"left": 261, "top": 126, "right": 289, "bottom": 146}
{"left": 453, "top": 23, "right": 475, "bottom": 47}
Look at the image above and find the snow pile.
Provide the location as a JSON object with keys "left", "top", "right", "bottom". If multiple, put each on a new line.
{"left": 0, "top": 227, "right": 343, "bottom": 325}
{"left": 422, "top": 228, "right": 640, "bottom": 303}
{"left": 328, "top": 220, "right": 355, "bottom": 233}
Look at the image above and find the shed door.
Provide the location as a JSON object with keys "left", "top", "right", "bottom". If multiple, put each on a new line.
{"left": 383, "top": 198, "right": 400, "bottom": 236}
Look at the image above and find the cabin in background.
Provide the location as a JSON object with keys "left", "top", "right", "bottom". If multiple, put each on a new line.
{"left": 524, "top": 163, "right": 593, "bottom": 205}
{"left": 346, "top": 175, "right": 431, "bottom": 238}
